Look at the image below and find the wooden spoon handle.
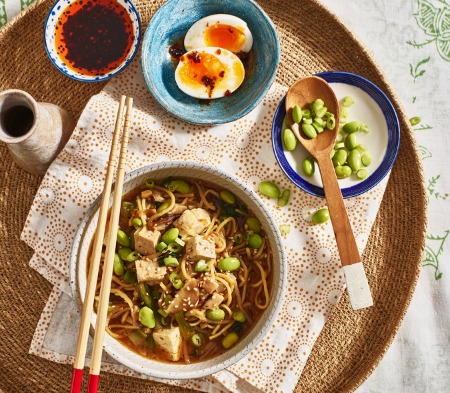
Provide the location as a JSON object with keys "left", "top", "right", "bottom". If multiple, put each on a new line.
{"left": 317, "top": 155, "right": 360, "bottom": 265}
{"left": 316, "top": 154, "right": 373, "bottom": 310}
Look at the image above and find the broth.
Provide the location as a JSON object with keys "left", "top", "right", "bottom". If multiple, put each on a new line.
{"left": 92, "top": 177, "right": 273, "bottom": 364}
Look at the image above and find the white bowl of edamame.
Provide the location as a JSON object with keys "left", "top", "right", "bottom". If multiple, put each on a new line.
{"left": 272, "top": 71, "right": 400, "bottom": 198}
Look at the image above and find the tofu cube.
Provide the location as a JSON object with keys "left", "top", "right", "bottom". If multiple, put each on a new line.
{"left": 133, "top": 227, "right": 161, "bottom": 256}
{"left": 153, "top": 327, "right": 182, "bottom": 361}
{"left": 185, "top": 235, "right": 216, "bottom": 261}
{"left": 174, "top": 208, "right": 211, "bottom": 237}
{"left": 135, "top": 259, "right": 167, "bottom": 285}
{"left": 203, "top": 293, "right": 225, "bottom": 310}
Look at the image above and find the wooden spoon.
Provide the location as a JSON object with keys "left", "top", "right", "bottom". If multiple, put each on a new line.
{"left": 286, "top": 75, "right": 373, "bottom": 310}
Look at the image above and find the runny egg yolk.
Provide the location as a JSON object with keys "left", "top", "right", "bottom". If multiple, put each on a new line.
{"left": 178, "top": 51, "right": 243, "bottom": 97}
{"left": 204, "top": 24, "right": 246, "bottom": 53}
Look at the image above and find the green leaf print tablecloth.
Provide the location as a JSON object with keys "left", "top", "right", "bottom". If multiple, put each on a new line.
{"left": 1, "top": 0, "right": 449, "bottom": 391}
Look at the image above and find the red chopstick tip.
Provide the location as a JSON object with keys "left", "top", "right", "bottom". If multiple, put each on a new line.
{"left": 70, "top": 368, "right": 84, "bottom": 393}
{"left": 86, "top": 374, "right": 100, "bottom": 393}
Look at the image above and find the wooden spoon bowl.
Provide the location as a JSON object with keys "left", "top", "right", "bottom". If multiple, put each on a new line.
{"left": 285, "top": 75, "right": 339, "bottom": 158}
{"left": 285, "top": 75, "right": 373, "bottom": 310}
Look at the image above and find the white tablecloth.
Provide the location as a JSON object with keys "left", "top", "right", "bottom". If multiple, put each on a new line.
{"left": 2, "top": 0, "right": 449, "bottom": 391}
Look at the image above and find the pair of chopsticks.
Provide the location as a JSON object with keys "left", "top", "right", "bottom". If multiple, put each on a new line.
{"left": 70, "top": 96, "right": 133, "bottom": 393}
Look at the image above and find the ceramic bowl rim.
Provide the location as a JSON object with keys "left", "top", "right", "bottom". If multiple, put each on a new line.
{"left": 69, "top": 161, "right": 286, "bottom": 379}
{"left": 43, "top": 0, "right": 141, "bottom": 83}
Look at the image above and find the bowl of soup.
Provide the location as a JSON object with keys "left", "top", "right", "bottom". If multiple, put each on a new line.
{"left": 141, "top": 0, "right": 280, "bottom": 124}
{"left": 44, "top": 0, "right": 141, "bottom": 82}
{"left": 70, "top": 161, "right": 286, "bottom": 379}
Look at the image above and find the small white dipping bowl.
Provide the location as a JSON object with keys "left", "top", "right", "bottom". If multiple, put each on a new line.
{"left": 69, "top": 161, "right": 286, "bottom": 379}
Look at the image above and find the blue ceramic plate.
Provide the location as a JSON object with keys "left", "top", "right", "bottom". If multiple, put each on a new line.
{"left": 44, "top": 0, "right": 141, "bottom": 82}
{"left": 272, "top": 71, "right": 400, "bottom": 198}
{"left": 141, "top": 0, "right": 280, "bottom": 124}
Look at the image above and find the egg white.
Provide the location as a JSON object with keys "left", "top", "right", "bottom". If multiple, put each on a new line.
{"left": 184, "top": 14, "right": 253, "bottom": 53}
{"left": 175, "top": 47, "right": 245, "bottom": 99}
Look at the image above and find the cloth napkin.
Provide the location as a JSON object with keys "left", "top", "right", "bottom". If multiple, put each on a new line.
{"left": 22, "top": 52, "right": 388, "bottom": 393}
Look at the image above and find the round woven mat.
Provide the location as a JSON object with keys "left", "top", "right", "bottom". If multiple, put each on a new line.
{"left": 0, "top": 0, "right": 426, "bottom": 392}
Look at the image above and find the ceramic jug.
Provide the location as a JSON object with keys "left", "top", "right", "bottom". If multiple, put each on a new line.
{"left": 0, "top": 89, "right": 76, "bottom": 175}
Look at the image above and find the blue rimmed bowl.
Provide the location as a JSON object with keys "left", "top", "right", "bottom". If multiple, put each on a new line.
{"left": 272, "top": 71, "right": 400, "bottom": 198}
{"left": 141, "top": 0, "right": 280, "bottom": 124}
{"left": 44, "top": 0, "right": 141, "bottom": 82}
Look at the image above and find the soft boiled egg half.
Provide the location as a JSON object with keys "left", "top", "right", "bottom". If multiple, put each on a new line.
{"left": 175, "top": 47, "right": 245, "bottom": 99}
{"left": 184, "top": 14, "right": 253, "bottom": 53}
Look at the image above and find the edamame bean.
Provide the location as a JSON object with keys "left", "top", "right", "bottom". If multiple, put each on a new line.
{"left": 343, "top": 121, "right": 360, "bottom": 134}
{"left": 336, "top": 131, "right": 345, "bottom": 143}
{"left": 292, "top": 105, "right": 302, "bottom": 123}
{"left": 312, "top": 208, "right": 330, "bottom": 224}
{"left": 347, "top": 149, "right": 362, "bottom": 172}
{"left": 167, "top": 179, "right": 191, "bottom": 194}
{"left": 302, "top": 123, "right": 317, "bottom": 139}
{"left": 218, "top": 257, "right": 240, "bottom": 271}
{"left": 206, "top": 309, "right": 225, "bottom": 321}
{"left": 248, "top": 233, "right": 263, "bottom": 249}
{"left": 357, "top": 169, "right": 368, "bottom": 179}
{"left": 332, "top": 149, "right": 347, "bottom": 167}
{"left": 222, "top": 332, "right": 239, "bottom": 348}
{"left": 118, "top": 247, "right": 132, "bottom": 261}
{"left": 164, "top": 256, "right": 179, "bottom": 267}
{"left": 335, "top": 165, "right": 352, "bottom": 179}
{"left": 283, "top": 128, "right": 297, "bottom": 151}
{"left": 162, "top": 228, "right": 179, "bottom": 244}
{"left": 117, "top": 229, "right": 131, "bottom": 247}
{"left": 361, "top": 153, "right": 372, "bottom": 167}
{"left": 157, "top": 199, "right": 172, "bottom": 213}
{"left": 113, "top": 253, "right": 125, "bottom": 276}
{"left": 246, "top": 217, "right": 261, "bottom": 233}
{"left": 315, "top": 106, "right": 327, "bottom": 118}
{"left": 312, "top": 121, "right": 324, "bottom": 133}
{"left": 302, "top": 156, "right": 315, "bottom": 176}
{"left": 131, "top": 217, "right": 143, "bottom": 227}
{"left": 232, "top": 310, "right": 246, "bottom": 322}
{"left": 258, "top": 181, "right": 281, "bottom": 198}
{"left": 355, "top": 145, "right": 368, "bottom": 154}
{"left": 220, "top": 189, "right": 236, "bottom": 204}
{"left": 277, "top": 189, "right": 291, "bottom": 207}
{"left": 191, "top": 334, "right": 203, "bottom": 347}
{"left": 139, "top": 306, "right": 156, "bottom": 328}
{"left": 344, "top": 133, "right": 359, "bottom": 150}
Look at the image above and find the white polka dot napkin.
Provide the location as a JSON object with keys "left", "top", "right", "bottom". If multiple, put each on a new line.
{"left": 22, "top": 53, "right": 388, "bottom": 393}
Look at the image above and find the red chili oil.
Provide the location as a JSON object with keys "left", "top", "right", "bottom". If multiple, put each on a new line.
{"left": 55, "top": 0, "right": 134, "bottom": 76}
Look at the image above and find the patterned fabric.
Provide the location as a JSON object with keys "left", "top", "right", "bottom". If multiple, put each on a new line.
{"left": 22, "top": 53, "right": 387, "bottom": 393}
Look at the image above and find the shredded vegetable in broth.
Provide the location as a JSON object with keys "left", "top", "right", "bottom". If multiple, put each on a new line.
{"left": 92, "top": 177, "right": 272, "bottom": 363}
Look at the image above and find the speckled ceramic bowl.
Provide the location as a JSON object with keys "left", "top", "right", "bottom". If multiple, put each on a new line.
{"left": 44, "top": 0, "right": 141, "bottom": 82}
{"left": 69, "top": 161, "right": 286, "bottom": 379}
{"left": 141, "top": 0, "right": 280, "bottom": 124}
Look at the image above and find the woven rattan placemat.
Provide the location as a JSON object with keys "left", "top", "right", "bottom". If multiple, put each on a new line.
{"left": 0, "top": 0, "right": 427, "bottom": 392}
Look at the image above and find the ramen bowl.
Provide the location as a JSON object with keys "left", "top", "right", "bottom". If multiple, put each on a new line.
{"left": 141, "top": 0, "right": 280, "bottom": 124}
{"left": 44, "top": 0, "right": 141, "bottom": 82}
{"left": 70, "top": 161, "right": 286, "bottom": 379}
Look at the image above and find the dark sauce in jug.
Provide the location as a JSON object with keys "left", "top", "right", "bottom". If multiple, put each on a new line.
{"left": 55, "top": 0, "right": 134, "bottom": 76}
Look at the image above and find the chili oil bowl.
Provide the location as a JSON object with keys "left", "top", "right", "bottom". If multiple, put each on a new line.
{"left": 141, "top": 0, "right": 280, "bottom": 124}
{"left": 44, "top": 0, "right": 141, "bottom": 82}
{"left": 69, "top": 161, "right": 286, "bottom": 379}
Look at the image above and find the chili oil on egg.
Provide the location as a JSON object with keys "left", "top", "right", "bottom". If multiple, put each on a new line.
{"left": 175, "top": 47, "right": 245, "bottom": 99}
{"left": 184, "top": 14, "right": 253, "bottom": 53}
